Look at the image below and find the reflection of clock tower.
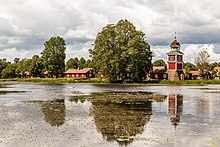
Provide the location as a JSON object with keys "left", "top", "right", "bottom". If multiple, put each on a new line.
{"left": 167, "top": 35, "right": 184, "bottom": 80}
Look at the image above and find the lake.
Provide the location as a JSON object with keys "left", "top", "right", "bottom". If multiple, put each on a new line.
{"left": 0, "top": 82, "right": 220, "bottom": 147}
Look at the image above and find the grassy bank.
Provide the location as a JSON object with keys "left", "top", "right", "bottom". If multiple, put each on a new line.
{"left": 147, "top": 79, "right": 220, "bottom": 85}
{"left": 1, "top": 78, "right": 220, "bottom": 85}
{"left": 0, "top": 78, "right": 110, "bottom": 83}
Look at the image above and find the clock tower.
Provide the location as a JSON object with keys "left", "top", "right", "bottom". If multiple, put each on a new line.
{"left": 167, "top": 35, "right": 184, "bottom": 80}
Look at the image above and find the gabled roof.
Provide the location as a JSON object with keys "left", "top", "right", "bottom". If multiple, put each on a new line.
{"left": 65, "top": 68, "right": 93, "bottom": 74}
{"left": 167, "top": 50, "right": 184, "bottom": 55}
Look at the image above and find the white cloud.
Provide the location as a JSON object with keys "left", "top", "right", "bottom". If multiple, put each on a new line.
{"left": 0, "top": 0, "right": 220, "bottom": 62}
{"left": 0, "top": 48, "right": 41, "bottom": 62}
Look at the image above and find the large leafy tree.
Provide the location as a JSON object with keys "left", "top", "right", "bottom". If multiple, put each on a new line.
{"left": 90, "top": 19, "right": 152, "bottom": 82}
{"left": 41, "top": 36, "right": 66, "bottom": 78}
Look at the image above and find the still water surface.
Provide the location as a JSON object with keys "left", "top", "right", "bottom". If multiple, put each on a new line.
{"left": 0, "top": 82, "right": 220, "bottom": 147}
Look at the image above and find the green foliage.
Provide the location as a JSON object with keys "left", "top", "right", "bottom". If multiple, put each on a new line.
{"left": 16, "top": 58, "right": 32, "bottom": 75}
{"left": 1, "top": 64, "right": 18, "bottom": 78}
{"left": 78, "top": 57, "right": 86, "bottom": 69}
{"left": 14, "top": 58, "right": 20, "bottom": 64}
{"left": 30, "top": 55, "right": 45, "bottom": 77}
{"left": 195, "top": 48, "right": 210, "bottom": 72}
{"left": 41, "top": 36, "right": 66, "bottom": 78}
{"left": 84, "top": 59, "right": 93, "bottom": 68}
{"left": 90, "top": 19, "right": 152, "bottom": 82}
{"left": 66, "top": 58, "right": 78, "bottom": 70}
{"left": 153, "top": 59, "right": 166, "bottom": 67}
{"left": 184, "top": 62, "right": 197, "bottom": 78}
{"left": 0, "top": 58, "right": 10, "bottom": 77}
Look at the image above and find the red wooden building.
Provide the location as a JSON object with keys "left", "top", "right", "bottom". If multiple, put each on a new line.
{"left": 149, "top": 66, "right": 168, "bottom": 80}
{"left": 64, "top": 68, "right": 94, "bottom": 79}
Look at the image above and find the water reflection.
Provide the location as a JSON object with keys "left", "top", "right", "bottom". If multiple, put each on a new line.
{"left": 70, "top": 92, "right": 167, "bottom": 145}
{"left": 29, "top": 99, "right": 66, "bottom": 127}
{"left": 168, "top": 94, "right": 183, "bottom": 127}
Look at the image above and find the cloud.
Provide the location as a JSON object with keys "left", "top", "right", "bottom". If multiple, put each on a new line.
{"left": 0, "top": 0, "right": 220, "bottom": 63}
{"left": 0, "top": 48, "right": 41, "bottom": 62}
{"left": 153, "top": 44, "right": 220, "bottom": 64}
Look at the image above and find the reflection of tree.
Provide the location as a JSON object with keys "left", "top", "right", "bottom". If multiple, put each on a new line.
{"left": 168, "top": 94, "right": 183, "bottom": 127}
{"left": 92, "top": 101, "right": 152, "bottom": 146}
{"left": 31, "top": 99, "right": 66, "bottom": 127}
{"left": 70, "top": 92, "right": 166, "bottom": 146}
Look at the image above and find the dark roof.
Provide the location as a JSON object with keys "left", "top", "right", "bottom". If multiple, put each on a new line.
{"left": 65, "top": 68, "right": 92, "bottom": 74}
{"left": 167, "top": 50, "right": 184, "bottom": 55}
{"left": 170, "top": 39, "right": 181, "bottom": 48}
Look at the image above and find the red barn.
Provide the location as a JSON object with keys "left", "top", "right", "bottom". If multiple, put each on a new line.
{"left": 64, "top": 68, "right": 94, "bottom": 79}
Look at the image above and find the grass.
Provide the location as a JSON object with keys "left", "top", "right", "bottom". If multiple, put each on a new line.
{"left": 0, "top": 78, "right": 110, "bottom": 83}
{"left": 1, "top": 78, "right": 220, "bottom": 85}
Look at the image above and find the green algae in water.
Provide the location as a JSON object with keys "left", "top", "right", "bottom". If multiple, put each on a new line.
{"left": 0, "top": 90, "right": 26, "bottom": 94}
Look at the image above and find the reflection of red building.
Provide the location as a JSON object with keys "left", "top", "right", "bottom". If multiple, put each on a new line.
{"left": 168, "top": 94, "right": 183, "bottom": 126}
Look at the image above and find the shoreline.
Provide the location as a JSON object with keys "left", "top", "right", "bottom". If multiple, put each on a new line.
{"left": 1, "top": 78, "right": 220, "bottom": 85}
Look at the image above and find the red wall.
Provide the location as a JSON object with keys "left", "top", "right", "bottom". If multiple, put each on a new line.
{"left": 168, "top": 63, "right": 176, "bottom": 70}
{"left": 177, "top": 63, "right": 182, "bottom": 70}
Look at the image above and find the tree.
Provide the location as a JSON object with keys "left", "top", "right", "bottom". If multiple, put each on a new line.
{"left": 16, "top": 58, "right": 32, "bottom": 75}
{"left": 84, "top": 59, "right": 93, "bottom": 68}
{"left": 66, "top": 57, "right": 78, "bottom": 70}
{"left": 153, "top": 59, "right": 167, "bottom": 67}
{"left": 41, "top": 36, "right": 66, "bottom": 78}
{"left": 183, "top": 62, "right": 197, "bottom": 70}
{"left": 90, "top": 19, "right": 152, "bottom": 82}
{"left": 184, "top": 62, "right": 197, "bottom": 79}
{"left": 195, "top": 48, "right": 210, "bottom": 73}
{"left": 14, "top": 58, "right": 20, "bottom": 64}
{"left": 78, "top": 57, "right": 86, "bottom": 69}
{"left": 1, "top": 64, "right": 18, "bottom": 78}
{"left": 0, "top": 58, "right": 9, "bottom": 78}
{"left": 30, "top": 55, "right": 45, "bottom": 77}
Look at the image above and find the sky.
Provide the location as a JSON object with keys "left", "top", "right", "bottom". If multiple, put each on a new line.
{"left": 0, "top": 0, "right": 220, "bottom": 63}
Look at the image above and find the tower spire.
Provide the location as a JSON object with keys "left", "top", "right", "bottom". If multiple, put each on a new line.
{"left": 175, "top": 32, "right": 177, "bottom": 40}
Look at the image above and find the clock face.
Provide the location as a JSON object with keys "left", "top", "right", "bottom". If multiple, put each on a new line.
{"left": 170, "top": 55, "right": 174, "bottom": 61}
{"left": 178, "top": 55, "right": 182, "bottom": 61}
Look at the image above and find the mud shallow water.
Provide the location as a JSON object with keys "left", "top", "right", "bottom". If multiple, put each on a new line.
{"left": 1, "top": 82, "right": 220, "bottom": 147}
